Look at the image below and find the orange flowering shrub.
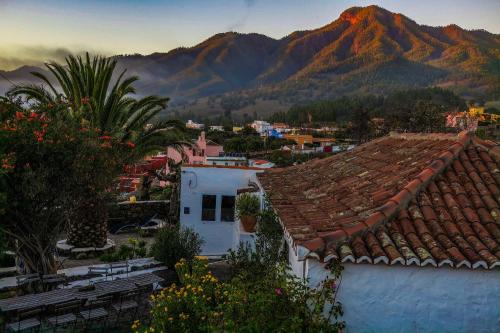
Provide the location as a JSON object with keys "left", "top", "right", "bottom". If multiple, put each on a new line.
{"left": 0, "top": 99, "right": 137, "bottom": 272}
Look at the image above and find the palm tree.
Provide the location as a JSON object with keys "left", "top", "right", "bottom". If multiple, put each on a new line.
{"left": 9, "top": 53, "right": 184, "bottom": 159}
{"left": 9, "top": 53, "right": 186, "bottom": 248}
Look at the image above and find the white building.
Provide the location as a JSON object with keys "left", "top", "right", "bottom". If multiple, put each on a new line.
{"left": 186, "top": 120, "right": 205, "bottom": 130}
{"left": 209, "top": 125, "right": 224, "bottom": 131}
{"left": 250, "top": 120, "right": 273, "bottom": 135}
{"left": 180, "top": 165, "right": 264, "bottom": 256}
{"left": 206, "top": 153, "right": 247, "bottom": 167}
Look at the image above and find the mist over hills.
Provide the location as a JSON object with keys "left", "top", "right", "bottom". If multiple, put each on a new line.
{"left": 2, "top": 5, "right": 499, "bottom": 114}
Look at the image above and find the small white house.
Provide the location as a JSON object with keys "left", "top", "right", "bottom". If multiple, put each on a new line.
{"left": 250, "top": 120, "right": 273, "bottom": 135}
{"left": 206, "top": 153, "right": 247, "bottom": 167}
{"left": 186, "top": 120, "right": 204, "bottom": 130}
{"left": 180, "top": 165, "right": 264, "bottom": 256}
{"left": 209, "top": 125, "right": 224, "bottom": 131}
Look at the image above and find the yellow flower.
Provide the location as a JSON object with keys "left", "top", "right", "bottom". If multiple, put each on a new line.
{"left": 195, "top": 255, "right": 208, "bottom": 260}
{"left": 131, "top": 319, "right": 140, "bottom": 329}
{"left": 168, "top": 317, "right": 173, "bottom": 322}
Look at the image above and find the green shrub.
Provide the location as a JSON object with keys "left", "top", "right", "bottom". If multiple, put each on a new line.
{"left": 100, "top": 237, "right": 147, "bottom": 262}
{"left": 235, "top": 193, "right": 260, "bottom": 218}
{"left": 149, "top": 225, "right": 203, "bottom": 268}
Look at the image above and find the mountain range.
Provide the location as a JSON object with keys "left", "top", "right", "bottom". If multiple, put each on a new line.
{"left": 1, "top": 6, "right": 499, "bottom": 115}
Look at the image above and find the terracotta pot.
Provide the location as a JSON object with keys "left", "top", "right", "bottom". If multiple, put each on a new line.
{"left": 240, "top": 215, "right": 257, "bottom": 232}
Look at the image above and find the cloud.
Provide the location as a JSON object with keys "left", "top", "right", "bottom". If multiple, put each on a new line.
{"left": 0, "top": 45, "right": 110, "bottom": 71}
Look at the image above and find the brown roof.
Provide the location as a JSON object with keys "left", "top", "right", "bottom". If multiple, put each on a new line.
{"left": 258, "top": 131, "right": 500, "bottom": 269}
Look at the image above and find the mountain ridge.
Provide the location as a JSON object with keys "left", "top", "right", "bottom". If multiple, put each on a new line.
{"left": 2, "top": 5, "right": 499, "bottom": 107}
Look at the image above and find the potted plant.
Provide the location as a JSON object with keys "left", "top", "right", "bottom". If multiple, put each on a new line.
{"left": 236, "top": 193, "right": 260, "bottom": 232}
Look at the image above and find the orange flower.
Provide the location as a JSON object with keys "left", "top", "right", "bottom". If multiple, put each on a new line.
{"left": 101, "top": 142, "right": 112, "bottom": 148}
{"left": 99, "top": 135, "right": 113, "bottom": 140}
{"left": 15, "top": 111, "right": 25, "bottom": 120}
{"left": 33, "top": 129, "right": 46, "bottom": 142}
{"left": 126, "top": 141, "right": 136, "bottom": 148}
{"left": 1, "top": 157, "right": 14, "bottom": 170}
{"left": 81, "top": 96, "right": 90, "bottom": 104}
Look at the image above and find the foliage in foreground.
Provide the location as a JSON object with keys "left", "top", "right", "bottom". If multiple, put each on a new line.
{"left": 135, "top": 257, "right": 343, "bottom": 333}
{"left": 6, "top": 53, "right": 186, "bottom": 250}
{"left": 149, "top": 225, "right": 203, "bottom": 268}
{"left": 0, "top": 100, "right": 130, "bottom": 272}
{"left": 137, "top": 201, "right": 344, "bottom": 332}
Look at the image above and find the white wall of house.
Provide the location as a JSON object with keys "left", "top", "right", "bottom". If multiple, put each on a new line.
{"left": 303, "top": 257, "right": 500, "bottom": 333}
{"left": 180, "top": 166, "right": 263, "bottom": 256}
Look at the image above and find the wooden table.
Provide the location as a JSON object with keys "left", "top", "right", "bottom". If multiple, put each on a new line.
{"left": 0, "top": 288, "right": 77, "bottom": 313}
{"left": 127, "top": 273, "right": 164, "bottom": 287}
{"left": 0, "top": 273, "right": 165, "bottom": 314}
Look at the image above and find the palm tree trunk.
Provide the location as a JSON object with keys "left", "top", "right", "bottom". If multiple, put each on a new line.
{"left": 67, "top": 199, "right": 108, "bottom": 248}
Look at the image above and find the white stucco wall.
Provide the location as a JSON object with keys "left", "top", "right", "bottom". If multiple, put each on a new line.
{"left": 180, "top": 166, "right": 263, "bottom": 256}
{"left": 305, "top": 259, "right": 500, "bottom": 333}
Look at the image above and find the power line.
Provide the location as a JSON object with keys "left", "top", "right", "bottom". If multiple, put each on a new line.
{"left": 0, "top": 71, "right": 17, "bottom": 87}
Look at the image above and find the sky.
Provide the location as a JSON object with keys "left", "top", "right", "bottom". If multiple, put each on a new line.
{"left": 0, "top": 0, "right": 499, "bottom": 70}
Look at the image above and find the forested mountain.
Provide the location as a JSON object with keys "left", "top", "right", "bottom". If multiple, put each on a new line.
{"left": 2, "top": 6, "right": 499, "bottom": 107}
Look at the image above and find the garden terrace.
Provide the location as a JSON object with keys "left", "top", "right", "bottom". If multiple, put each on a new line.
{"left": 258, "top": 131, "right": 500, "bottom": 269}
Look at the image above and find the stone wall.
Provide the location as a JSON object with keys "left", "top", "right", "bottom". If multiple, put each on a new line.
{"left": 108, "top": 200, "right": 170, "bottom": 228}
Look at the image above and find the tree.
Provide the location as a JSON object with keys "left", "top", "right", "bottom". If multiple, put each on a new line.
{"left": 8, "top": 53, "right": 184, "bottom": 159}
{"left": 0, "top": 100, "right": 129, "bottom": 273}
{"left": 408, "top": 100, "right": 446, "bottom": 132}
{"left": 8, "top": 53, "right": 184, "bottom": 248}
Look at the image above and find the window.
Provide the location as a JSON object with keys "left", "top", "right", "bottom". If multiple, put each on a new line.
{"left": 184, "top": 207, "right": 190, "bottom": 214}
{"left": 201, "top": 195, "right": 216, "bottom": 221}
{"left": 221, "top": 196, "right": 235, "bottom": 222}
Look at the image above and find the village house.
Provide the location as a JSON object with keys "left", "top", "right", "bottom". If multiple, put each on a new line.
{"left": 284, "top": 133, "right": 314, "bottom": 146}
{"left": 258, "top": 131, "right": 500, "bottom": 333}
{"left": 179, "top": 164, "right": 264, "bottom": 256}
{"left": 119, "top": 132, "right": 223, "bottom": 193}
{"left": 165, "top": 131, "right": 223, "bottom": 167}
{"left": 206, "top": 153, "right": 247, "bottom": 167}
{"left": 272, "top": 122, "right": 292, "bottom": 133}
{"left": 185, "top": 119, "right": 204, "bottom": 130}
{"left": 250, "top": 120, "right": 273, "bottom": 135}
{"left": 180, "top": 130, "right": 499, "bottom": 332}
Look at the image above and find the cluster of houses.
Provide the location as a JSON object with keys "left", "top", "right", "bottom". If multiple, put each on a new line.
{"left": 178, "top": 130, "right": 500, "bottom": 332}
{"left": 446, "top": 107, "right": 499, "bottom": 141}
{"left": 185, "top": 119, "right": 343, "bottom": 154}
{"left": 119, "top": 131, "right": 275, "bottom": 193}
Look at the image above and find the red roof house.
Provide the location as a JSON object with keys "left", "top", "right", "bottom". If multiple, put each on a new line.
{"left": 257, "top": 131, "right": 500, "bottom": 332}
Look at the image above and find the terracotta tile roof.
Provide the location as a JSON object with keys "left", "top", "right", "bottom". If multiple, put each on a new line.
{"left": 258, "top": 131, "right": 500, "bottom": 269}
